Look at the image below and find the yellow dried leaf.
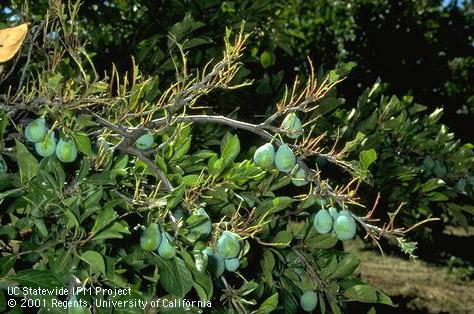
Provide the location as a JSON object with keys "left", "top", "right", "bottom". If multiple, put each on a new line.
{"left": 0, "top": 23, "right": 28, "bottom": 63}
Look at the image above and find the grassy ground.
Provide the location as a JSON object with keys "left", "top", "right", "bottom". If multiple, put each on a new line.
{"left": 345, "top": 238, "right": 474, "bottom": 314}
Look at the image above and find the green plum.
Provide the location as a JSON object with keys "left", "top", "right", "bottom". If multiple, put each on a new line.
{"left": 334, "top": 214, "right": 357, "bottom": 241}
{"left": 203, "top": 248, "right": 225, "bottom": 278}
{"left": 300, "top": 291, "right": 318, "bottom": 312}
{"left": 338, "top": 210, "right": 352, "bottom": 218}
{"left": 275, "top": 144, "right": 296, "bottom": 173}
{"left": 35, "top": 132, "right": 57, "bottom": 157}
{"left": 140, "top": 223, "right": 161, "bottom": 251}
{"left": 291, "top": 165, "right": 308, "bottom": 186}
{"left": 217, "top": 231, "right": 241, "bottom": 259}
{"left": 135, "top": 132, "right": 154, "bottom": 150}
{"left": 157, "top": 232, "right": 176, "bottom": 259}
{"left": 25, "top": 117, "right": 47, "bottom": 143}
{"left": 186, "top": 208, "right": 212, "bottom": 241}
{"left": 313, "top": 209, "right": 333, "bottom": 234}
{"left": 328, "top": 207, "right": 339, "bottom": 220}
{"left": 281, "top": 112, "right": 303, "bottom": 139}
{"left": 56, "top": 138, "right": 78, "bottom": 163}
{"left": 253, "top": 143, "right": 275, "bottom": 169}
{"left": 224, "top": 257, "right": 240, "bottom": 272}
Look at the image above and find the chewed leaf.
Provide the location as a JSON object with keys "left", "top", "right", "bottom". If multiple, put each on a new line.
{"left": 0, "top": 23, "right": 28, "bottom": 62}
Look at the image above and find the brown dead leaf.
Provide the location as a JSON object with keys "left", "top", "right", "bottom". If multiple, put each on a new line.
{"left": 0, "top": 23, "right": 28, "bottom": 63}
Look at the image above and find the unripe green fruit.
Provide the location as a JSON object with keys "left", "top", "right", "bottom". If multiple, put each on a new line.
{"left": 203, "top": 248, "right": 225, "bottom": 278}
{"left": 25, "top": 117, "right": 47, "bottom": 143}
{"left": 253, "top": 143, "right": 275, "bottom": 169}
{"left": 291, "top": 166, "right": 307, "bottom": 186}
{"left": 281, "top": 112, "right": 303, "bottom": 139}
{"left": 224, "top": 257, "right": 240, "bottom": 272}
{"left": 157, "top": 232, "right": 176, "bottom": 259}
{"left": 187, "top": 208, "right": 212, "bottom": 241}
{"left": 333, "top": 253, "right": 360, "bottom": 279}
{"left": 217, "top": 231, "right": 241, "bottom": 259}
{"left": 68, "top": 294, "right": 91, "bottom": 314}
{"left": 334, "top": 214, "right": 357, "bottom": 241}
{"left": 55, "top": 138, "right": 77, "bottom": 163}
{"left": 275, "top": 144, "right": 296, "bottom": 173}
{"left": 140, "top": 223, "right": 161, "bottom": 251}
{"left": 328, "top": 207, "right": 339, "bottom": 220}
{"left": 135, "top": 132, "right": 154, "bottom": 150}
{"left": 338, "top": 210, "right": 352, "bottom": 218}
{"left": 35, "top": 132, "right": 57, "bottom": 157}
{"left": 300, "top": 291, "right": 318, "bottom": 312}
{"left": 313, "top": 209, "right": 333, "bottom": 234}
{"left": 202, "top": 247, "right": 213, "bottom": 256}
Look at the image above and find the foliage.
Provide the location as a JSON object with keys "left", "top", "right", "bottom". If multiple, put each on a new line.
{"left": 1, "top": 1, "right": 472, "bottom": 236}
{"left": 315, "top": 78, "right": 474, "bottom": 235}
{"left": 0, "top": 4, "right": 427, "bottom": 312}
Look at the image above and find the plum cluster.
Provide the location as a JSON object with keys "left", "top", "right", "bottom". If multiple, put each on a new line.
{"left": 24, "top": 117, "right": 77, "bottom": 163}
{"left": 140, "top": 223, "right": 177, "bottom": 259}
{"left": 313, "top": 207, "right": 357, "bottom": 241}
{"left": 203, "top": 231, "right": 242, "bottom": 277}
{"left": 253, "top": 113, "right": 310, "bottom": 186}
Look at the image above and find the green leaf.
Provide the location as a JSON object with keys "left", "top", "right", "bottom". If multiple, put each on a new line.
{"left": 157, "top": 257, "right": 193, "bottom": 298}
{"left": 0, "top": 110, "right": 8, "bottom": 144}
{"left": 260, "top": 250, "right": 275, "bottom": 286}
{"left": 344, "top": 132, "right": 366, "bottom": 152}
{"left": 73, "top": 132, "right": 92, "bottom": 157}
{"left": 8, "top": 270, "right": 63, "bottom": 289}
{"left": 254, "top": 293, "right": 279, "bottom": 313}
{"left": 172, "top": 137, "right": 191, "bottom": 161}
{"left": 359, "top": 149, "right": 377, "bottom": 170}
{"left": 221, "top": 134, "right": 240, "bottom": 165}
{"left": 15, "top": 140, "right": 39, "bottom": 183}
{"left": 428, "top": 108, "right": 443, "bottom": 124}
{"left": 93, "top": 222, "right": 130, "bottom": 241}
{"left": 80, "top": 250, "right": 106, "bottom": 274}
{"left": 182, "top": 174, "right": 201, "bottom": 187}
{"left": 34, "top": 219, "right": 48, "bottom": 238}
{"left": 272, "top": 230, "right": 292, "bottom": 246}
{"left": 166, "top": 183, "right": 185, "bottom": 210}
{"left": 343, "top": 285, "right": 378, "bottom": 303}
{"left": 260, "top": 51, "right": 275, "bottom": 68}
{"left": 307, "top": 232, "right": 338, "bottom": 249}
{"left": 182, "top": 37, "right": 213, "bottom": 50}
{"left": 91, "top": 204, "right": 119, "bottom": 235}
{"left": 256, "top": 197, "right": 294, "bottom": 217}
{"left": 0, "top": 255, "right": 17, "bottom": 277}
{"left": 421, "top": 178, "right": 445, "bottom": 193}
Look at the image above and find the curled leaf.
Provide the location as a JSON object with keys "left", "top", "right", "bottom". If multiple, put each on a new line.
{"left": 0, "top": 23, "right": 28, "bottom": 63}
